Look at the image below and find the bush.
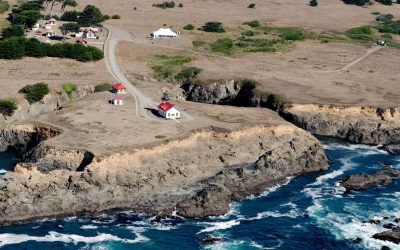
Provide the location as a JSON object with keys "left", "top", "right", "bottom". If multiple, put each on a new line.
{"left": 0, "top": 0, "right": 9, "bottom": 14}
{"left": 183, "top": 24, "right": 195, "bottom": 30}
{"left": 192, "top": 40, "right": 206, "bottom": 47}
{"left": 152, "top": 55, "right": 192, "bottom": 79}
{"left": 241, "top": 30, "right": 255, "bottom": 36}
{"left": 346, "top": 26, "right": 373, "bottom": 40}
{"left": 111, "top": 14, "right": 121, "bottom": 19}
{"left": 94, "top": 83, "right": 112, "bottom": 92}
{"left": 78, "top": 5, "right": 105, "bottom": 27}
{"left": 201, "top": 22, "right": 225, "bottom": 33}
{"left": 376, "top": 14, "right": 394, "bottom": 23}
{"left": 178, "top": 3, "right": 183, "bottom": 7}
{"left": 278, "top": 28, "right": 305, "bottom": 41}
{"left": 376, "top": 0, "right": 393, "bottom": 5}
{"left": 103, "top": 15, "right": 110, "bottom": 20}
{"left": 243, "top": 20, "right": 260, "bottom": 28}
{"left": 0, "top": 37, "right": 104, "bottom": 61}
{"left": 153, "top": 1, "right": 175, "bottom": 9}
{"left": 175, "top": 67, "right": 202, "bottom": 82}
{"left": 371, "top": 12, "right": 381, "bottom": 15}
{"left": 19, "top": 83, "right": 49, "bottom": 104}
{"left": 1, "top": 25, "right": 24, "bottom": 38}
{"left": 342, "top": 0, "right": 370, "bottom": 6}
{"left": 310, "top": 0, "right": 318, "bottom": 6}
{"left": 63, "top": 83, "right": 76, "bottom": 97}
{"left": 0, "top": 99, "right": 17, "bottom": 116}
{"left": 60, "top": 10, "right": 79, "bottom": 22}
{"left": 247, "top": 3, "right": 256, "bottom": 8}
{"left": 211, "top": 38, "right": 233, "bottom": 54}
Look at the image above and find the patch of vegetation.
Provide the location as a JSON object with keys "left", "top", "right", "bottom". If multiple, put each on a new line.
{"left": 200, "top": 22, "right": 225, "bottom": 33}
{"left": 192, "top": 40, "right": 206, "bottom": 47}
{"left": 178, "top": 3, "right": 183, "bottom": 7}
{"left": 310, "top": 0, "right": 318, "bottom": 6}
{"left": 342, "top": 0, "right": 371, "bottom": 6}
{"left": 243, "top": 20, "right": 260, "bottom": 28}
{"left": 1, "top": 24, "right": 24, "bottom": 38}
{"left": 210, "top": 38, "right": 234, "bottom": 55}
{"left": 183, "top": 24, "right": 194, "bottom": 30}
{"left": 376, "top": 14, "right": 400, "bottom": 35}
{"left": 376, "top": 14, "right": 394, "bottom": 23}
{"left": 241, "top": 30, "right": 255, "bottom": 36}
{"left": 151, "top": 55, "right": 192, "bottom": 79}
{"left": 60, "top": 10, "right": 79, "bottom": 22}
{"left": 345, "top": 26, "right": 373, "bottom": 40}
{"left": 10, "top": 0, "right": 42, "bottom": 28}
{"left": 111, "top": 14, "right": 121, "bottom": 19}
{"left": 376, "top": 0, "right": 393, "bottom": 5}
{"left": 18, "top": 83, "right": 49, "bottom": 104}
{"left": 273, "top": 27, "right": 305, "bottom": 41}
{"left": 247, "top": 3, "right": 256, "bottom": 8}
{"left": 0, "top": 99, "right": 17, "bottom": 116}
{"left": 77, "top": 5, "right": 106, "bottom": 26}
{"left": 371, "top": 12, "right": 381, "bottom": 15}
{"left": 62, "top": 83, "right": 76, "bottom": 98}
{"left": 0, "top": 0, "right": 9, "bottom": 14}
{"left": 175, "top": 67, "right": 202, "bottom": 82}
{"left": 95, "top": 83, "right": 112, "bottom": 92}
{"left": 0, "top": 37, "right": 104, "bottom": 61}
{"left": 152, "top": 1, "right": 175, "bottom": 9}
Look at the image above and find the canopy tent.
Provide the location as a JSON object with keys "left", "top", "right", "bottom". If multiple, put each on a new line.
{"left": 150, "top": 28, "right": 178, "bottom": 39}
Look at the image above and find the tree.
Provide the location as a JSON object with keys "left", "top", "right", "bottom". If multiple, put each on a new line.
{"left": 60, "top": 22, "right": 80, "bottom": 37}
{"left": 77, "top": 5, "right": 105, "bottom": 26}
{"left": 61, "top": 0, "right": 77, "bottom": 14}
{"left": 201, "top": 22, "right": 225, "bottom": 33}
{"left": 310, "top": 0, "right": 318, "bottom": 6}
{"left": 1, "top": 25, "right": 24, "bottom": 38}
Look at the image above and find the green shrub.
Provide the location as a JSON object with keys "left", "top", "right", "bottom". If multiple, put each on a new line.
{"left": 63, "top": 83, "right": 76, "bottom": 97}
{"left": 192, "top": 40, "right": 206, "bottom": 47}
{"left": 178, "top": 3, "right": 183, "bottom": 7}
{"left": 111, "top": 14, "right": 120, "bottom": 19}
{"left": 60, "top": 10, "right": 79, "bottom": 22}
{"left": 310, "top": 0, "right": 318, "bottom": 6}
{"left": 371, "top": 12, "right": 381, "bottom": 15}
{"left": 376, "top": 0, "right": 392, "bottom": 5}
{"left": 19, "top": 83, "right": 49, "bottom": 104}
{"left": 103, "top": 14, "right": 110, "bottom": 20}
{"left": 278, "top": 28, "right": 305, "bottom": 41}
{"left": 153, "top": 1, "right": 175, "bottom": 9}
{"left": 211, "top": 38, "right": 233, "bottom": 54}
{"left": 246, "top": 47, "right": 276, "bottom": 52}
{"left": 175, "top": 67, "right": 202, "bottom": 82}
{"left": 343, "top": 0, "right": 371, "bottom": 6}
{"left": 201, "top": 22, "right": 225, "bottom": 33}
{"left": 346, "top": 26, "right": 373, "bottom": 40}
{"left": 183, "top": 24, "right": 194, "bottom": 30}
{"left": 77, "top": 5, "right": 106, "bottom": 27}
{"left": 241, "top": 30, "right": 255, "bottom": 36}
{"left": 94, "top": 83, "right": 112, "bottom": 92}
{"left": 0, "top": 99, "right": 17, "bottom": 116}
{"left": 0, "top": 0, "right": 9, "bottom": 14}
{"left": 247, "top": 3, "right": 256, "bottom": 8}
{"left": 1, "top": 24, "right": 24, "bottom": 38}
{"left": 151, "top": 55, "right": 191, "bottom": 79}
{"left": 376, "top": 14, "right": 394, "bottom": 23}
{"left": 243, "top": 20, "right": 260, "bottom": 28}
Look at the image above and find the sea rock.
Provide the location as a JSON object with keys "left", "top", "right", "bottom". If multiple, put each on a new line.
{"left": 201, "top": 236, "right": 222, "bottom": 244}
{"left": 383, "top": 144, "right": 400, "bottom": 155}
{"left": 340, "top": 167, "right": 400, "bottom": 192}
{"left": 373, "top": 228, "right": 400, "bottom": 244}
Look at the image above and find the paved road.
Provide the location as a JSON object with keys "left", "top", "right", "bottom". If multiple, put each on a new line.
{"left": 104, "top": 26, "right": 157, "bottom": 119}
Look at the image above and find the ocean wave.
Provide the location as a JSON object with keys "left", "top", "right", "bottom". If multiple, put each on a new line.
{"left": 0, "top": 231, "right": 143, "bottom": 247}
{"left": 197, "top": 220, "right": 240, "bottom": 234}
{"left": 249, "top": 236, "right": 284, "bottom": 250}
{"left": 246, "top": 177, "right": 293, "bottom": 200}
{"left": 202, "top": 239, "right": 246, "bottom": 250}
{"left": 246, "top": 207, "right": 300, "bottom": 221}
{"left": 323, "top": 143, "right": 388, "bottom": 155}
{"left": 80, "top": 225, "right": 98, "bottom": 230}
{"left": 0, "top": 169, "right": 7, "bottom": 174}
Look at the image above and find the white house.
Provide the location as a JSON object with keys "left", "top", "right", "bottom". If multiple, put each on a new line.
{"left": 157, "top": 101, "right": 180, "bottom": 119}
{"left": 150, "top": 28, "right": 178, "bottom": 39}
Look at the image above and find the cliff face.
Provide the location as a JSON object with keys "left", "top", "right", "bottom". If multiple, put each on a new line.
{"left": 0, "top": 124, "right": 328, "bottom": 225}
{"left": 283, "top": 104, "right": 400, "bottom": 146}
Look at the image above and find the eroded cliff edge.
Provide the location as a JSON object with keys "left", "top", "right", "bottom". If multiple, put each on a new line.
{"left": 0, "top": 123, "right": 328, "bottom": 225}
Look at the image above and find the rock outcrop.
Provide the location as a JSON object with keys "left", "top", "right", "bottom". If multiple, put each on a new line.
{"left": 373, "top": 228, "right": 400, "bottom": 244}
{"left": 283, "top": 104, "right": 400, "bottom": 146}
{"left": 340, "top": 167, "right": 400, "bottom": 192}
{"left": 0, "top": 124, "right": 328, "bottom": 225}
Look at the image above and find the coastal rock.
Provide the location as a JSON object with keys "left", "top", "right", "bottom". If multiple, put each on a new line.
{"left": 0, "top": 124, "right": 328, "bottom": 225}
{"left": 383, "top": 144, "right": 400, "bottom": 155}
{"left": 182, "top": 80, "right": 241, "bottom": 104}
{"left": 282, "top": 104, "right": 400, "bottom": 146}
{"left": 373, "top": 228, "right": 400, "bottom": 244}
{"left": 201, "top": 236, "right": 222, "bottom": 244}
{"left": 340, "top": 167, "right": 400, "bottom": 192}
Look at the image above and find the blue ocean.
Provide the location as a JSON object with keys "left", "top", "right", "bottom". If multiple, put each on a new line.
{"left": 0, "top": 139, "right": 399, "bottom": 250}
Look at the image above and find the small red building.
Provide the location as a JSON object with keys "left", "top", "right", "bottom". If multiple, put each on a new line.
{"left": 112, "top": 83, "right": 127, "bottom": 94}
{"left": 157, "top": 101, "right": 180, "bottom": 119}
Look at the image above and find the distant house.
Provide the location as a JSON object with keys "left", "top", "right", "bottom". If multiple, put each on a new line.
{"left": 112, "top": 96, "right": 123, "bottom": 105}
{"left": 157, "top": 101, "right": 181, "bottom": 119}
{"left": 150, "top": 28, "right": 178, "bottom": 39}
{"left": 76, "top": 27, "right": 99, "bottom": 39}
{"left": 112, "top": 83, "right": 127, "bottom": 94}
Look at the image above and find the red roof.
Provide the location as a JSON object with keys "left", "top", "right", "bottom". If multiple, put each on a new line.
{"left": 112, "top": 83, "right": 126, "bottom": 90}
{"left": 158, "top": 101, "right": 174, "bottom": 112}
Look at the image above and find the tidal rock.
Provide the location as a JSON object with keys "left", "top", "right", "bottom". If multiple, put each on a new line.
{"left": 373, "top": 228, "right": 400, "bottom": 244}
{"left": 383, "top": 144, "right": 400, "bottom": 155}
{"left": 201, "top": 236, "right": 222, "bottom": 244}
{"left": 340, "top": 167, "right": 400, "bottom": 192}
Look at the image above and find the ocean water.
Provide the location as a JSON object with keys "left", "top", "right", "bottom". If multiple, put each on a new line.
{"left": 0, "top": 139, "right": 399, "bottom": 250}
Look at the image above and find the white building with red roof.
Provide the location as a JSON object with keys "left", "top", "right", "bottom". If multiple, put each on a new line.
{"left": 112, "top": 83, "right": 127, "bottom": 94}
{"left": 157, "top": 101, "right": 180, "bottom": 119}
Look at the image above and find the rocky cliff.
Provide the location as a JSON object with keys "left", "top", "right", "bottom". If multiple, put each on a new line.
{"left": 0, "top": 124, "right": 328, "bottom": 225}
{"left": 283, "top": 104, "right": 400, "bottom": 147}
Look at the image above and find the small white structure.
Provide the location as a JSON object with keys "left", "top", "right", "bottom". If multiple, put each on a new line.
{"left": 150, "top": 28, "right": 178, "bottom": 39}
{"left": 112, "top": 96, "right": 123, "bottom": 105}
{"left": 48, "top": 18, "right": 57, "bottom": 25}
{"left": 157, "top": 101, "right": 181, "bottom": 119}
{"left": 32, "top": 23, "right": 40, "bottom": 31}
{"left": 45, "top": 24, "right": 52, "bottom": 30}
{"left": 46, "top": 30, "right": 55, "bottom": 37}
{"left": 76, "top": 27, "right": 99, "bottom": 39}
{"left": 377, "top": 40, "right": 386, "bottom": 46}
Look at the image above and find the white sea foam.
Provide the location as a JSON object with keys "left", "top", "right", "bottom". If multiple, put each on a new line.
{"left": 198, "top": 220, "right": 240, "bottom": 234}
{"left": 0, "top": 169, "right": 7, "bottom": 174}
{"left": 80, "top": 225, "right": 98, "bottom": 230}
{"left": 323, "top": 143, "right": 388, "bottom": 155}
{"left": 246, "top": 177, "right": 293, "bottom": 200}
{"left": 247, "top": 207, "right": 300, "bottom": 221}
{"left": 202, "top": 240, "right": 246, "bottom": 250}
{"left": 0, "top": 231, "right": 142, "bottom": 247}
{"left": 249, "top": 236, "right": 284, "bottom": 250}
{"left": 125, "top": 226, "right": 150, "bottom": 243}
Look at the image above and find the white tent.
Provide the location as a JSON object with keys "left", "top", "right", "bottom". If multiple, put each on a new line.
{"left": 150, "top": 28, "right": 178, "bottom": 39}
